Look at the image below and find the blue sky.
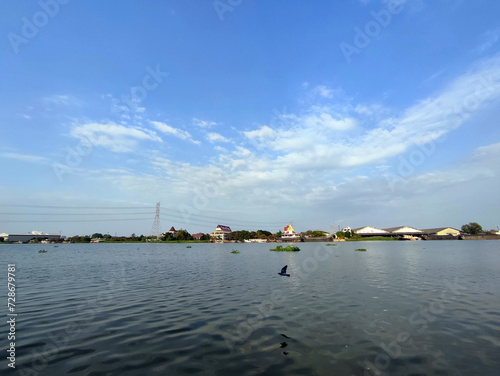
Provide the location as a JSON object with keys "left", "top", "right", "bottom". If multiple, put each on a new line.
{"left": 1, "top": 0, "right": 500, "bottom": 236}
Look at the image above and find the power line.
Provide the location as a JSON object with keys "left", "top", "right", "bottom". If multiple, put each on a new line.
{"left": 150, "top": 202, "right": 161, "bottom": 239}
{"left": 0, "top": 212, "right": 153, "bottom": 216}
{"left": 0, "top": 203, "right": 289, "bottom": 228}
{"left": 0, "top": 213, "right": 285, "bottom": 227}
{"left": 0, "top": 211, "right": 286, "bottom": 225}
{"left": 1, "top": 218, "right": 152, "bottom": 223}
{"left": 0, "top": 204, "right": 153, "bottom": 209}
{"left": 0, "top": 204, "right": 287, "bottom": 224}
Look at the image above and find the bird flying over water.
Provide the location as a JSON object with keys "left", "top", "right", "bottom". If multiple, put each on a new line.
{"left": 278, "top": 265, "right": 290, "bottom": 277}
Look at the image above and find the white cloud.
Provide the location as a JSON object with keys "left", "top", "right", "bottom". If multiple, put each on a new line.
{"left": 42, "top": 94, "right": 76, "bottom": 106}
{"left": 303, "top": 113, "right": 356, "bottom": 130}
{"left": 151, "top": 121, "right": 191, "bottom": 140}
{"left": 39, "top": 55, "right": 500, "bottom": 233}
{"left": 392, "top": 55, "right": 500, "bottom": 143}
{"left": 384, "top": 142, "right": 500, "bottom": 197}
{"left": 242, "top": 54, "right": 500, "bottom": 172}
{"left": 311, "top": 85, "right": 334, "bottom": 99}
{"left": 107, "top": 94, "right": 145, "bottom": 118}
{"left": 70, "top": 122, "right": 162, "bottom": 152}
{"left": 90, "top": 129, "right": 500, "bottom": 233}
{"left": 232, "top": 146, "right": 252, "bottom": 158}
{"left": 305, "top": 85, "right": 350, "bottom": 104}
{"left": 354, "top": 103, "right": 387, "bottom": 116}
{"left": 244, "top": 125, "right": 276, "bottom": 142}
{"left": 193, "top": 118, "right": 217, "bottom": 128}
{"left": 0, "top": 152, "right": 51, "bottom": 164}
{"left": 206, "top": 132, "right": 229, "bottom": 143}
{"left": 474, "top": 28, "right": 500, "bottom": 54}
{"left": 419, "top": 69, "right": 446, "bottom": 89}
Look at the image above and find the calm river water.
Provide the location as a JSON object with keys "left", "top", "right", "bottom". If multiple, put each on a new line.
{"left": 0, "top": 241, "right": 499, "bottom": 375}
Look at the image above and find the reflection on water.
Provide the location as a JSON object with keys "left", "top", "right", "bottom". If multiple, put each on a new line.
{"left": 0, "top": 241, "right": 499, "bottom": 375}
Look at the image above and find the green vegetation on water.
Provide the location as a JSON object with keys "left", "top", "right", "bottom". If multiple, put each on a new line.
{"left": 355, "top": 248, "right": 367, "bottom": 252}
{"left": 38, "top": 250, "right": 47, "bottom": 253}
{"left": 326, "top": 243, "right": 337, "bottom": 246}
{"left": 186, "top": 246, "right": 192, "bottom": 248}
{"left": 270, "top": 245, "right": 301, "bottom": 252}
{"left": 231, "top": 250, "right": 240, "bottom": 254}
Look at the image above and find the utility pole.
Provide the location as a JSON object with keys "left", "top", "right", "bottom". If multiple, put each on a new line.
{"left": 150, "top": 202, "right": 161, "bottom": 240}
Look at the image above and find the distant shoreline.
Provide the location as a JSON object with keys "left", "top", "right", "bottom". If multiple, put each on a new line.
{"left": 1, "top": 234, "right": 499, "bottom": 245}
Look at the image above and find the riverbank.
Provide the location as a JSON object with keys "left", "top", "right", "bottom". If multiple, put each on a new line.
{"left": 462, "top": 234, "right": 500, "bottom": 240}
{"left": 2, "top": 234, "right": 498, "bottom": 245}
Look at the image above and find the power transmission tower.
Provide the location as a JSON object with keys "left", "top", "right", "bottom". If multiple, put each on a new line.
{"left": 150, "top": 202, "right": 161, "bottom": 239}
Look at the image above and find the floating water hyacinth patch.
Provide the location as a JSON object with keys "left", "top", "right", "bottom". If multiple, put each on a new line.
{"left": 270, "top": 245, "right": 300, "bottom": 252}
{"left": 355, "top": 248, "right": 367, "bottom": 252}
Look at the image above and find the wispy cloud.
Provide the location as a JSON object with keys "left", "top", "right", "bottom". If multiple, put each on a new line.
{"left": 151, "top": 121, "right": 191, "bottom": 140}
{"left": 0, "top": 152, "right": 51, "bottom": 164}
{"left": 311, "top": 85, "right": 334, "bottom": 99}
{"left": 106, "top": 94, "right": 145, "bottom": 119}
{"left": 474, "top": 28, "right": 500, "bottom": 55}
{"left": 243, "top": 54, "right": 500, "bottom": 172}
{"left": 79, "top": 54, "right": 500, "bottom": 204}
{"left": 244, "top": 125, "right": 276, "bottom": 143}
{"left": 42, "top": 94, "right": 80, "bottom": 106}
{"left": 206, "top": 132, "right": 230, "bottom": 143}
{"left": 302, "top": 85, "right": 347, "bottom": 104}
{"left": 193, "top": 118, "right": 217, "bottom": 128}
{"left": 70, "top": 122, "right": 162, "bottom": 152}
{"left": 302, "top": 111, "right": 356, "bottom": 130}
{"left": 384, "top": 142, "right": 500, "bottom": 197}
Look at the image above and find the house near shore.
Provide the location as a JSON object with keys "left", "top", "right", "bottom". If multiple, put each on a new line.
{"left": 192, "top": 233, "right": 204, "bottom": 240}
{"left": 420, "top": 227, "right": 461, "bottom": 236}
{"left": 383, "top": 226, "right": 423, "bottom": 235}
{"left": 210, "top": 225, "right": 232, "bottom": 241}
{"left": 282, "top": 224, "right": 300, "bottom": 240}
{"left": 353, "top": 225, "right": 461, "bottom": 239}
{"left": 352, "top": 226, "right": 390, "bottom": 236}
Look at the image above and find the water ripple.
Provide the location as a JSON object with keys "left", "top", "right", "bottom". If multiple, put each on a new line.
{"left": 1, "top": 242, "right": 499, "bottom": 375}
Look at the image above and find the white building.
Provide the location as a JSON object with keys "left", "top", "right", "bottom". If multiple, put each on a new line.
{"left": 210, "top": 225, "right": 232, "bottom": 241}
{"left": 0, "top": 232, "right": 61, "bottom": 243}
{"left": 353, "top": 226, "right": 390, "bottom": 236}
{"left": 383, "top": 226, "right": 423, "bottom": 235}
{"left": 420, "top": 227, "right": 461, "bottom": 236}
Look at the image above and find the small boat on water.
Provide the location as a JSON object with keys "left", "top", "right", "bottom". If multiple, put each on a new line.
{"left": 401, "top": 235, "right": 422, "bottom": 241}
